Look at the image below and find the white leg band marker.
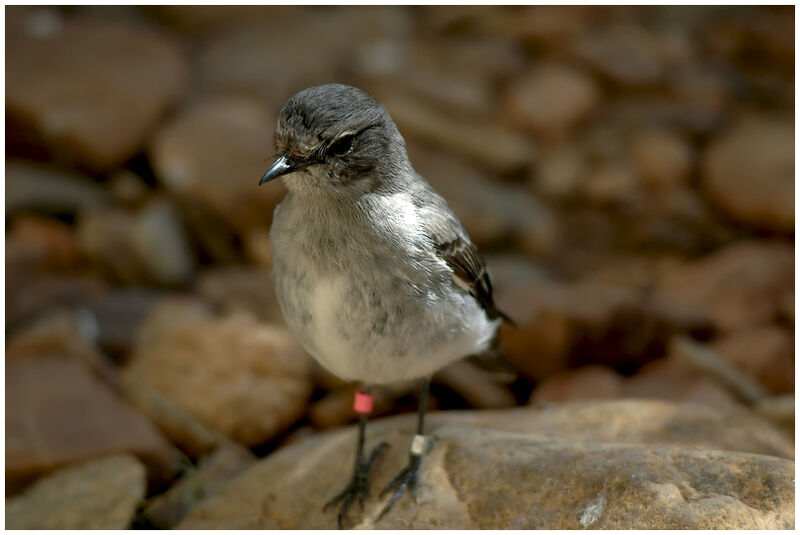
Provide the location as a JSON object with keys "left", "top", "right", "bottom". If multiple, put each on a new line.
{"left": 410, "top": 434, "right": 429, "bottom": 456}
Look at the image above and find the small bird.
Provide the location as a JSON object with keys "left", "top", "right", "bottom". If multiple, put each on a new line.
{"left": 260, "top": 83, "right": 511, "bottom": 528}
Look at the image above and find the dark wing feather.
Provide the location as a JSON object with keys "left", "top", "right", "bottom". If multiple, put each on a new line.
{"left": 435, "top": 236, "right": 513, "bottom": 324}
{"left": 414, "top": 188, "right": 513, "bottom": 324}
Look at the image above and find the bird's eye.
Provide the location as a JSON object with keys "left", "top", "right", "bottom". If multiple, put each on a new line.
{"left": 328, "top": 134, "right": 354, "bottom": 157}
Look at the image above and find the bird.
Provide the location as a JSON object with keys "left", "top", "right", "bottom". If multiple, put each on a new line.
{"left": 259, "top": 83, "right": 511, "bottom": 528}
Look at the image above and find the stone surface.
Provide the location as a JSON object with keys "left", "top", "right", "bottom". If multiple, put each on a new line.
{"left": 631, "top": 128, "right": 693, "bottom": 189}
{"left": 530, "top": 365, "right": 623, "bottom": 404}
{"left": 141, "top": 444, "right": 257, "bottom": 529}
{"left": 77, "top": 198, "right": 196, "bottom": 286}
{"left": 504, "top": 62, "right": 600, "bottom": 139}
{"left": 149, "top": 96, "right": 284, "bottom": 234}
{"left": 6, "top": 455, "right": 146, "bottom": 529}
{"left": 652, "top": 241, "right": 794, "bottom": 332}
{"left": 702, "top": 115, "right": 793, "bottom": 231}
{"left": 195, "top": 266, "right": 284, "bottom": 324}
{"left": 127, "top": 313, "right": 312, "bottom": 446}
{"left": 711, "top": 326, "right": 794, "bottom": 395}
{"left": 179, "top": 401, "right": 794, "bottom": 529}
{"left": 6, "top": 8, "right": 187, "bottom": 170}
{"left": 6, "top": 353, "right": 177, "bottom": 494}
{"left": 496, "top": 280, "right": 671, "bottom": 379}
{"left": 379, "top": 90, "right": 536, "bottom": 174}
{"left": 6, "top": 160, "right": 108, "bottom": 215}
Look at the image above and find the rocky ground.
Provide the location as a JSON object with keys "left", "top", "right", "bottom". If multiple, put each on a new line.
{"left": 5, "top": 5, "right": 795, "bottom": 530}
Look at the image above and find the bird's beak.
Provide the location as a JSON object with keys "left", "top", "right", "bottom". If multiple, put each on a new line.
{"left": 259, "top": 154, "right": 301, "bottom": 185}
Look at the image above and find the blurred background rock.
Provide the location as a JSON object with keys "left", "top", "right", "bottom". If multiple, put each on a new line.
{"left": 5, "top": 5, "right": 794, "bottom": 529}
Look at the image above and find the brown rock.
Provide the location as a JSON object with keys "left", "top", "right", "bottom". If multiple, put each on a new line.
{"left": 497, "top": 281, "right": 669, "bottom": 379}
{"left": 531, "top": 365, "right": 622, "bottom": 404}
{"left": 702, "top": 115, "right": 793, "bottom": 231}
{"left": 6, "top": 354, "right": 177, "bottom": 494}
{"left": 6, "top": 214, "right": 84, "bottom": 272}
{"left": 127, "top": 314, "right": 312, "bottom": 447}
{"left": 77, "top": 198, "right": 196, "bottom": 286}
{"left": 504, "top": 63, "right": 600, "bottom": 139}
{"left": 141, "top": 444, "right": 257, "bottom": 529}
{"left": 6, "top": 455, "right": 146, "bottom": 529}
{"left": 711, "top": 326, "right": 794, "bottom": 394}
{"left": 6, "top": 160, "right": 107, "bottom": 215}
{"left": 572, "top": 24, "right": 669, "bottom": 87}
{"left": 6, "top": 8, "right": 187, "bottom": 170}
{"left": 195, "top": 266, "right": 284, "bottom": 324}
{"left": 149, "top": 96, "right": 284, "bottom": 234}
{"left": 631, "top": 128, "right": 693, "bottom": 189}
{"left": 652, "top": 241, "right": 794, "bottom": 332}
{"left": 533, "top": 142, "right": 586, "bottom": 200}
{"left": 379, "top": 91, "right": 536, "bottom": 174}
{"left": 178, "top": 401, "right": 794, "bottom": 529}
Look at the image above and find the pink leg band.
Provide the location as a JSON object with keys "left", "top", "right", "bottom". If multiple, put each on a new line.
{"left": 354, "top": 390, "right": 374, "bottom": 414}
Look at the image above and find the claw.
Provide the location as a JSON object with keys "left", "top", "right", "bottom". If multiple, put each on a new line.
{"left": 377, "top": 454, "right": 424, "bottom": 522}
{"left": 324, "top": 441, "right": 389, "bottom": 529}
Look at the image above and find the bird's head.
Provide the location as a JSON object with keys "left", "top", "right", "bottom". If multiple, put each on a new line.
{"left": 260, "top": 84, "right": 407, "bottom": 197}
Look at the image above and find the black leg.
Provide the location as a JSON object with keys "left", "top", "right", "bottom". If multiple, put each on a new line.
{"left": 377, "top": 377, "right": 433, "bottom": 521}
{"left": 324, "top": 387, "right": 389, "bottom": 529}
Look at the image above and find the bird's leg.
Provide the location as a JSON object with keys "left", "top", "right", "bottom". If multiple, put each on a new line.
{"left": 377, "top": 377, "right": 434, "bottom": 521}
{"left": 324, "top": 386, "right": 389, "bottom": 529}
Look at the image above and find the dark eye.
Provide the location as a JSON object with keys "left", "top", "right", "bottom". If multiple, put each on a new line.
{"left": 328, "top": 134, "right": 354, "bottom": 157}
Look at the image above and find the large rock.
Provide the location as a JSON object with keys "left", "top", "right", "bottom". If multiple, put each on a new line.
{"left": 6, "top": 455, "right": 146, "bottom": 529}
{"left": 6, "top": 160, "right": 107, "bottom": 215}
{"left": 6, "top": 353, "right": 177, "bottom": 494}
{"left": 503, "top": 62, "right": 600, "bottom": 140}
{"left": 126, "top": 313, "right": 313, "bottom": 447}
{"left": 711, "top": 326, "right": 794, "bottom": 394}
{"left": 195, "top": 266, "right": 284, "bottom": 324}
{"left": 6, "top": 8, "right": 187, "bottom": 170}
{"left": 496, "top": 280, "right": 673, "bottom": 379}
{"left": 702, "top": 115, "right": 793, "bottom": 231}
{"left": 178, "top": 401, "right": 794, "bottom": 529}
{"left": 652, "top": 241, "right": 794, "bottom": 332}
{"left": 149, "top": 96, "right": 284, "bottom": 235}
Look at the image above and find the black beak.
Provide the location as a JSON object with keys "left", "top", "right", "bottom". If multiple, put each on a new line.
{"left": 259, "top": 155, "right": 300, "bottom": 185}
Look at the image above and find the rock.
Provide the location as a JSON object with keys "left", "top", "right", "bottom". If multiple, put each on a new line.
{"left": 195, "top": 266, "right": 284, "bottom": 324}
{"left": 6, "top": 8, "right": 187, "bottom": 170}
{"left": 435, "top": 360, "right": 517, "bottom": 409}
{"left": 496, "top": 281, "right": 671, "bottom": 379}
{"left": 87, "top": 287, "right": 166, "bottom": 361}
{"left": 531, "top": 365, "right": 622, "bottom": 404}
{"left": 754, "top": 395, "right": 794, "bottom": 438}
{"left": 6, "top": 160, "right": 107, "bottom": 215}
{"left": 178, "top": 401, "right": 794, "bottom": 529}
{"left": 77, "top": 198, "right": 196, "bottom": 286}
{"left": 711, "top": 326, "right": 794, "bottom": 394}
{"left": 141, "top": 444, "right": 257, "bottom": 528}
{"left": 484, "top": 253, "right": 549, "bottom": 294}
{"left": 198, "top": 8, "right": 406, "bottom": 103}
{"left": 6, "top": 455, "right": 146, "bottom": 529}
{"left": 630, "top": 128, "right": 693, "bottom": 189}
{"left": 131, "top": 198, "right": 197, "bottom": 286}
{"left": 702, "top": 115, "right": 793, "bottom": 231}
{"left": 385, "top": 70, "right": 494, "bottom": 121}
{"left": 652, "top": 241, "right": 794, "bottom": 332}
{"left": 622, "top": 357, "right": 740, "bottom": 409}
{"left": 133, "top": 296, "right": 213, "bottom": 354}
{"left": 127, "top": 314, "right": 313, "bottom": 447}
{"left": 572, "top": 24, "right": 670, "bottom": 87}
{"left": 149, "top": 96, "right": 284, "bottom": 235}
{"left": 407, "top": 144, "right": 557, "bottom": 256}
{"left": 533, "top": 142, "right": 586, "bottom": 199}
{"left": 504, "top": 5, "right": 594, "bottom": 45}
{"left": 6, "top": 214, "right": 84, "bottom": 272}
{"left": 6, "top": 353, "right": 178, "bottom": 494}
{"left": 379, "top": 91, "right": 536, "bottom": 175}
{"left": 504, "top": 63, "right": 600, "bottom": 140}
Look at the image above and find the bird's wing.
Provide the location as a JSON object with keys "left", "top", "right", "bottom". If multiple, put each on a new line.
{"left": 417, "top": 199, "right": 512, "bottom": 324}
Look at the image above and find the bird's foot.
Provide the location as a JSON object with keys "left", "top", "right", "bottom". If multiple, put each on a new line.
{"left": 377, "top": 435, "right": 435, "bottom": 522}
{"left": 324, "top": 441, "right": 389, "bottom": 529}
